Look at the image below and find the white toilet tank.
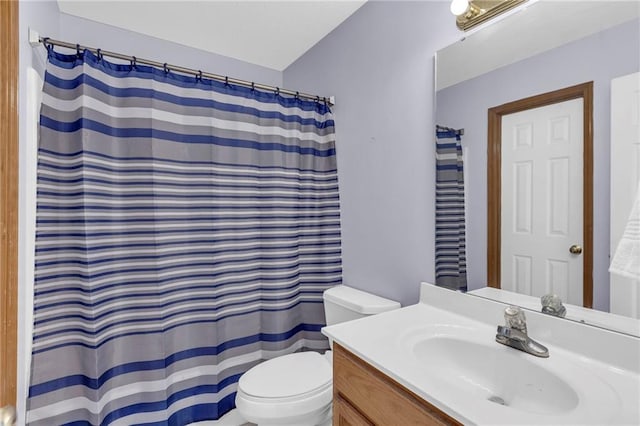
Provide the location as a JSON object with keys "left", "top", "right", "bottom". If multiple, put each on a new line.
{"left": 323, "top": 285, "right": 401, "bottom": 326}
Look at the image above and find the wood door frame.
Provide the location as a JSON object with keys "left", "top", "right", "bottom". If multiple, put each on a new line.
{"left": 487, "top": 82, "right": 594, "bottom": 308}
{"left": 1, "top": 0, "right": 20, "bottom": 407}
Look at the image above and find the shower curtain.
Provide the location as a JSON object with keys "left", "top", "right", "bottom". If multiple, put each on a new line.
{"left": 27, "top": 48, "right": 341, "bottom": 425}
{"left": 435, "top": 128, "right": 467, "bottom": 291}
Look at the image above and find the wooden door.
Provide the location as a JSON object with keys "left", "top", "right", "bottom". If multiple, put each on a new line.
{"left": 487, "top": 82, "right": 593, "bottom": 308}
{"left": 0, "top": 0, "right": 19, "bottom": 410}
{"left": 501, "top": 98, "right": 584, "bottom": 305}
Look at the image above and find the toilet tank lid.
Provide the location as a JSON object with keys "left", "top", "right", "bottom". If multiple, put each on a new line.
{"left": 323, "top": 285, "right": 401, "bottom": 314}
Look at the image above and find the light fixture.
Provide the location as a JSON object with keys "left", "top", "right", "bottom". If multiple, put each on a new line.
{"left": 450, "top": 0, "right": 470, "bottom": 16}
{"left": 451, "top": 0, "right": 528, "bottom": 31}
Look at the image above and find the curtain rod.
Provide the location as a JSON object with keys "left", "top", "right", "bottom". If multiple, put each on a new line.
{"left": 38, "top": 36, "right": 335, "bottom": 106}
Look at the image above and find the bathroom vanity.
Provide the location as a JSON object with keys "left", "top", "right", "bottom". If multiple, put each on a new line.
{"left": 322, "top": 283, "right": 640, "bottom": 425}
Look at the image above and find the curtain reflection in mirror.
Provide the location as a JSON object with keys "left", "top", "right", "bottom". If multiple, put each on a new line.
{"left": 435, "top": 126, "right": 467, "bottom": 291}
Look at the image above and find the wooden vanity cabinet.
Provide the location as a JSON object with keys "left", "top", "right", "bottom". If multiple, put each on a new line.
{"left": 332, "top": 343, "right": 461, "bottom": 426}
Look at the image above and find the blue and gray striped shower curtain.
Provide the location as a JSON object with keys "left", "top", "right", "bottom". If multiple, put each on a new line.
{"left": 27, "top": 48, "right": 341, "bottom": 425}
{"left": 435, "top": 129, "right": 467, "bottom": 291}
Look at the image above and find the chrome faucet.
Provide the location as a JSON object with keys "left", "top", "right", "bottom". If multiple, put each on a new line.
{"left": 496, "top": 306, "right": 549, "bottom": 358}
{"left": 541, "top": 294, "right": 566, "bottom": 318}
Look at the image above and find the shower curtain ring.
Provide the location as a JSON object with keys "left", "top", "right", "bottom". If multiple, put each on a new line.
{"left": 295, "top": 91, "right": 300, "bottom": 100}
{"left": 275, "top": 87, "right": 280, "bottom": 96}
{"left": 163, "top": 63, "right": 169, "bottom": 74}
{"left": 225, "top": 76, "right": 229, "bottom": 86}
{"left": 76, "top": 44, "right": 81, "bottom": 58}
{"left": 130, "top": 56, "right": 137, "bottom": 69}
{"left": 251, "top": 82, "right": 255, "bottom": 91}
{"left": 197, "top": 70, "right": 202, "bottom": 81}
{"left": 96, "top": 49, "right": 102, "bottom": 61}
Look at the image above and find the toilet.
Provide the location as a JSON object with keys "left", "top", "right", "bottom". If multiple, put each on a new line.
{"left": 234, "top": 285, "right": 401, "bottom": 425}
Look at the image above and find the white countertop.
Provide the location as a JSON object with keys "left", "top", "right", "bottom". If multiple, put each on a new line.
{"left": 322, "top": 283, "right": 640, "bottom": 425}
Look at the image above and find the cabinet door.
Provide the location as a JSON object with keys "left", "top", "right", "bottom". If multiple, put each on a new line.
{"left": 333, "top": 344, "right": 461, "bottom": 426}
{"left": 334, "top": 395, "right": 373, "bottom": 426}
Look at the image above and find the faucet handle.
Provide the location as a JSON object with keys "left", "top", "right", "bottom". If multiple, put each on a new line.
{"left": 496, "top": 325, "right": 528, "bottom": 343}
{"left": 504, "top": 305, "right": 527, "bottom": 334}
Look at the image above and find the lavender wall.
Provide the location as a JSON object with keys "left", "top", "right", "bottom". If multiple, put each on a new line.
{"left": 284, "top": 1, "right": 461, "bottom": 306}
{"left": 436, "top": 19, "right": 640, "bottom": 311}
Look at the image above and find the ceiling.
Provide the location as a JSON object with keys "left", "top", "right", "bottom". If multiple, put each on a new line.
{"left": 57, "top": 0, "right": 367, "bottom": 71}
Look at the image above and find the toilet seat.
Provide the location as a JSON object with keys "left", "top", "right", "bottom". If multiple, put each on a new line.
{"left": 235, "top": 352, "right": 332, "bottom": 424}
{"left": 239, "top": 351, "right": 332, "bottom": 398}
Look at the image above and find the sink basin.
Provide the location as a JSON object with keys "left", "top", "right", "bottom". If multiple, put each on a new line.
{"left": 413, "top": 336, "right": 578, "bottom": 415}
{"left": 401, "top": 323, "right": 623, "bottom": 424}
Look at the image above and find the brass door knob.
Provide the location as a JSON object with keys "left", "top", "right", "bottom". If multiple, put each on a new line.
{"left": 0, "top": 405, "right": 16, "bottom": 426}
{"left": 569, "top": 244, "right": 583, "bottom": 255}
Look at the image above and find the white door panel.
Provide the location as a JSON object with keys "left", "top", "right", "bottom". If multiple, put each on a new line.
{"left": 610, "top": 72, "right": 640, "bottom": 319}
{"left": 501, "top": 98, "right": 584, "bottom": 305}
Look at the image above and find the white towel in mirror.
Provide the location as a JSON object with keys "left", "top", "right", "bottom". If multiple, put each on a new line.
{"left": 610, "top": 180, "right": 640, "bottom": 281}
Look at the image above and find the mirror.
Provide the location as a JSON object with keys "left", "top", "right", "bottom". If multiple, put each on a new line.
{"left": 435, "top": 0, "right": 640, "bottom": 336}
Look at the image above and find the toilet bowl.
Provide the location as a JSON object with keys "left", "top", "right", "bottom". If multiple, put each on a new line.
{"left": 235, "top": 285, "right": 400, "bottom": 426}
{"left": 235, "top": 352, "right": 333, "bottom": 426}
